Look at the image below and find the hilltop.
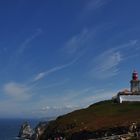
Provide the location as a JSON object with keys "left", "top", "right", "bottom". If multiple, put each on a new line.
{"left": 39, "top": 100, "right": 140, "bottom": 139}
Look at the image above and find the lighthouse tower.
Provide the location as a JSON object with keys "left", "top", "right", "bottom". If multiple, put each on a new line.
{"left": 130, "top": 70, "right": 140, "bottom": 93}
{"left": 116, "top": 70, "right": 140, "bottom": 103}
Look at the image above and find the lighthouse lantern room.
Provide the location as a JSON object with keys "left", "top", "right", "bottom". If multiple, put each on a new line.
{"left": 130, "top": 70, "right": 140, "bottom": 93}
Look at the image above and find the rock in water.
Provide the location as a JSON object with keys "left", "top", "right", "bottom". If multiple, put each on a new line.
{"left": 18, "top": 122, "right": 34, "bottom": 139}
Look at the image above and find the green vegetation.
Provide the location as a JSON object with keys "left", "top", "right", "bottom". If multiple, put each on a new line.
{"left": 51, "top": 100, "right": 140, "bottom": 131}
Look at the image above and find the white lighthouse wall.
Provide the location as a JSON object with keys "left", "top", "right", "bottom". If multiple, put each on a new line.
{"left": 119, "top": 95, "right": 140, "bottom": 103}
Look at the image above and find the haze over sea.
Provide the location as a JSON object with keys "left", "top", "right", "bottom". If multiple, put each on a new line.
{"left": 0, "top": 119, "right": 38, "bottom": 140}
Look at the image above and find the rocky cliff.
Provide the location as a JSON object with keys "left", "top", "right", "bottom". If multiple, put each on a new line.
{"left": 39, "top": 100, "right": 140, "bottom": 140}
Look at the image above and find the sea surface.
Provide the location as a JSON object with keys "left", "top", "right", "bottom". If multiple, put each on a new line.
{"left": 0, "top": 118, "right": 39, "bottom": 140}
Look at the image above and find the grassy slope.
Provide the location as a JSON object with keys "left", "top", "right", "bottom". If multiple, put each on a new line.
{"left": 46, "top": 100, "right": 140, "bottom": 134}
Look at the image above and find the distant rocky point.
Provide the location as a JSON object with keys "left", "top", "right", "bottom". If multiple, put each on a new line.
{"left": 18, "top": 122, "right": 34, "bottom": 139}
{"left": 18, "top": 121, "right": 48, "bottom": 140}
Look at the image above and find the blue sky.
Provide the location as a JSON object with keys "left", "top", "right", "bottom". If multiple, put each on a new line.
{"left": 0, "top": 0, "right": 140, "bottom": 118}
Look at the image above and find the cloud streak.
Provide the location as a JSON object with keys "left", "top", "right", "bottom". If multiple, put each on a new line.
{"left": 4, "top": 29, "right": 42, "bottom": 72}
{"left": 18, "top": 28, "right": 42, "bottom": 54}
{"left": 90, "top": 50, "right": 122, "bottom": 79}
{"left": 85, "top": 0, "right": 109, "bottom": 11}
{"left": 64, "top": 29, "right": 91, "bottom": 54}
{"left": 80, "top": 0, "right": 112, "bottom": 18}
{"left": 33, "top": 58, "right": 78, "bottom": 82}
{"left": 63, "top": 23, "right": 115, "bottom": 56}
{"left": 90, "top": 40, "right": 138, "bottom": 79}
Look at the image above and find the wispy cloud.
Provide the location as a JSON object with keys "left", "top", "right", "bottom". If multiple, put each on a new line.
{"left": 1, "top": 78, "right": 70, "bottom": 117}
{"left": 64, "top": 29, "right": 91, "bottom": 54}
{"left": 3, "top": 82, "right": 31, "bottom": 101}
{"left": 4, "top": 29, "right": 42, "bottom": 71}
{"left": 63, "top": 23, "right": 115, "bottom": 56}
{"left": 115, "top": 40, "right": 138, "bottom": 50}
{"left": 80, "top": 0, "right": 112, "bottom": 18}
{"left": 64, "top": 88, "right": 117, "bottom": 107}
{"left": 89, "top": 40, "right": 138, "bottom": 79}
{"left": 33, "top": 58, "right": 78, "bottom": 82}
{"left": 90, "top": 50, "right": 122, "bottom": 79}
{"left": 18, "top": 28, "right": 42, "bottom": 54}
{"left": 85, "top": 0, "right": 110, "bottom": 11}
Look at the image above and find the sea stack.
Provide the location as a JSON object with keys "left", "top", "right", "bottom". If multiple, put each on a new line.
{"left": 18, "top": 122, "right": 34, "bottom": 139}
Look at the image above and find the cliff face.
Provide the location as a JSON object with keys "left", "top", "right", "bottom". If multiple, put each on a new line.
{"left": 31, "top": 122, "right": 48, "bottom": 140}
{"left": 39, "top": 100, "right": 140, "bottom": 140}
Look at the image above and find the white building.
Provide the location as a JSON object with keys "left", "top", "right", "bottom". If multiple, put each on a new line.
{"left": 117, "top": 70, "right": 140, "bottom": 103}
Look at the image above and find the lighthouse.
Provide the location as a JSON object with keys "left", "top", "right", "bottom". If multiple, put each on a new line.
{"left": 116, "top": 70, "right": 140, "bottom": 103}
{"left": 130, "top": 70, "right": 140, "bottom": 93}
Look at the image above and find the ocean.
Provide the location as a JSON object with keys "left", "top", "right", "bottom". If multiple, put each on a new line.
{"left": 0, "top": 119, "right": 38, "bottom": 140}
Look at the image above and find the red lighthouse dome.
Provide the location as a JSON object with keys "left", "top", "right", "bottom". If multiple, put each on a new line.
{"left": 132, "top": 70, "right": 138, "bottom": 80}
